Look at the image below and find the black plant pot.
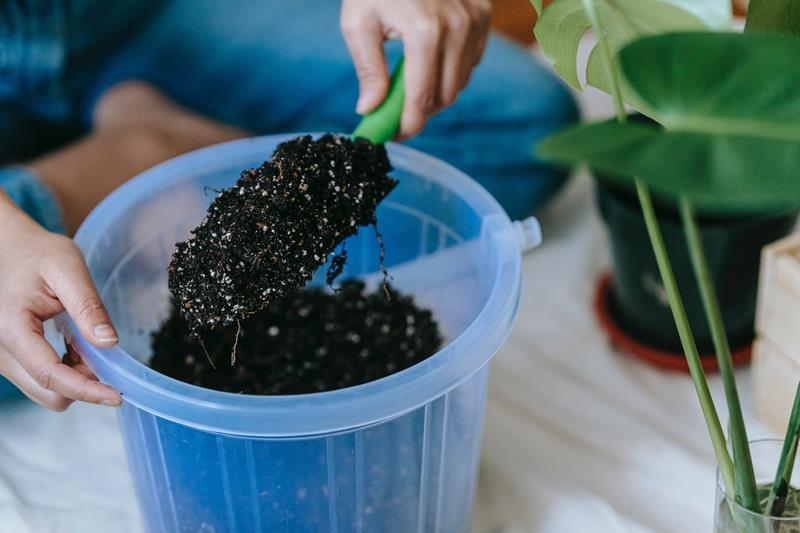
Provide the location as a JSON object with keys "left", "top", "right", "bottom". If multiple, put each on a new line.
{"left": 597, "top": 181, "right": 797, "bottom": 357}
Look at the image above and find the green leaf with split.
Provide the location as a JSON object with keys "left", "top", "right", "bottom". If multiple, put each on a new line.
{"left": 537, "top": 32, "right": 800, "bottom": 214}
{"left": 530, "top": 0, "right": 543, "bottom": 14}
{"left": 534, "top": 0, "right": 731, "bottom": 90}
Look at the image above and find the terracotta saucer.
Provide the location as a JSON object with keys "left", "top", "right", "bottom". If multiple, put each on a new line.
{"left": 593, "top": 273, "right": 752, "bottom": 373}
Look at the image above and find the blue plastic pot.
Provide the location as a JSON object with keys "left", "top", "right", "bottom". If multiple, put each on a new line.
{"left": 61, "top": 135, "right": 537, "bottom": 533}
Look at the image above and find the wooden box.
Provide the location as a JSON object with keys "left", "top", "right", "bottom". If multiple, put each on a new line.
{"left": 753, "top": 233, "right": 800, "bottom": 435}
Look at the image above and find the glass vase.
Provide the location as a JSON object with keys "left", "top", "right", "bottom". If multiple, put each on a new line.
{"left": 715, "top": 439, "right": 800, "bottom": 532}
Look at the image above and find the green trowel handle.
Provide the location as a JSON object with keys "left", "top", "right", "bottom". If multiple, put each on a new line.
{"left": 352, "top": 57, "right": 405, "bottom": 144}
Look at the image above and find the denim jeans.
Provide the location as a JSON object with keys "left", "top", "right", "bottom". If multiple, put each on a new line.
{"left": 0, "top": 0, "right": 577, "bottom": 399}
{"left": 0, "top": 0, "right": 577, "bottom": 225}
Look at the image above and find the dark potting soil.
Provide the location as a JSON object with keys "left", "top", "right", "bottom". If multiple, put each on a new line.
{"left": 168, "top": 134, "right": 397, "bottom": 334}
{"left": 150, "top": 280, "right": 443, "bottom": 395}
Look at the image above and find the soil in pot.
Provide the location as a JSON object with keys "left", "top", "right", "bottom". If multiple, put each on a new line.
{"left": 597, "top": 180, "right": 797, "bottom": 356}
{"left": 150, "top": 280, "right": 443, "bottom": 395}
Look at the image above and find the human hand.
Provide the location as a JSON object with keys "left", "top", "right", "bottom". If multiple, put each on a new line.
{"left": 341, "top": 0, "right": 491, "bottom": 138}
{"left": 0, "top": 193, "right": 121, "bottom": 410}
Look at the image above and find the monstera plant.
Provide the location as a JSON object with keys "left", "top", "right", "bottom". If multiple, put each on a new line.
{"left": 535, "top": 0, "right": 796, "bottom": 360}
{"left": 532, "top": 0, "right": 800, "bottom": 528}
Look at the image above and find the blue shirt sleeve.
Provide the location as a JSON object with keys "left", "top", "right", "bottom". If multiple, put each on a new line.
{"left": 0, "top": 166, "right": 66, "bottom": 234}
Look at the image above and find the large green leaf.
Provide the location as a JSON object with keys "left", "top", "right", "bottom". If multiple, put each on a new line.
{"left": 622, "top": 32, "right": 800, "bottom": 140}
{"left": 537, "top": 32, "right": 800, "bottom": 214}
{"left": 538, "top": 121, "right": 800, "bottom": 213}
{"left": 745, "top": 0, "right": 800, "bottom": 36}
{"left": 534, "top": 0, "right": 730, "bottom": 90}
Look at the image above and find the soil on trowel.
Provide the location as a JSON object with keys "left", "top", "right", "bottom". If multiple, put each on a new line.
{"left": 168, "top": 134, "right": 397, "bottom": 335}
{"left": 150, "top": 280, "right": 443, "bottom": 395}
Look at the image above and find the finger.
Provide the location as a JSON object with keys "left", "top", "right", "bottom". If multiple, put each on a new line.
{"left": 470, "top": 17, "right": 491, "bottom": 70}
{"left": 6, "top": 315, "right": 121, "bottom": 406}
{"left": 0, "top": 348, "right": 73, "bottom": 411}
{"left": 341, "top": 9, "right": 388, "bottom": 115}
{"left": 64, "top": 344, "right": 98, "bottom": 380}
{"left": 46, "top": 250, "right": 118, "bottom": 348}
{"left": 440, "top": 8, "right": 472, "bottom": 108}
{"left": 65, "top": 360, "right": 97, "bottom": 380}
{"left": 400, "top": 16, "right": 444, "bottom": 138}
{"left": 456, "top": 28, "right": 487, "bottom": 97}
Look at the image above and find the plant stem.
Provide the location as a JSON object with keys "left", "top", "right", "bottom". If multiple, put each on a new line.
{"left": 679, "top": 197, "right": 760, "bottom": 513}
{"left": 580, "top": 0, "right": 736, "bottom": 497}
{"left": 766, "top": 383, "right": 800, "bottom": 516}
{"left": 635, "top": 185, "right": 735, "bottom": 494}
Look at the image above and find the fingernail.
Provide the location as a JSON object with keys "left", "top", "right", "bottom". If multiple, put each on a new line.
{"left": 94, "top": 324, "right": 118, "bottom": 344}
{"left": 100, "top": 396, "right": 122, "bottom": 407}
{"left": 356, "top": 95, "right": 372, "bottom": 115}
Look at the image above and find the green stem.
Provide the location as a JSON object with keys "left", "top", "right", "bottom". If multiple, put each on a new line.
{"left": 766, "top": 383, "right": 800, "bottom": 516}
{"left": 680, "top": 197, "right": 760, "bottom": 513}
{"left": 636, "top": 185, "right": 735, "bottom": 495}
{"left": 580, "top": 0, "right": 736, "bottom": 497}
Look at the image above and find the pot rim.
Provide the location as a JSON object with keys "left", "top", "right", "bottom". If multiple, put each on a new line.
{"left": 596, "top": 179, "right": 798, "bottom": 231}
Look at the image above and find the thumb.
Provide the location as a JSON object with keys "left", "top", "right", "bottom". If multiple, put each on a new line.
{"left": 49, "top": 255, "right": 118, "bottom": 348}
{"left": 341, "top": 13, "right": 389, "bottom": 115}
